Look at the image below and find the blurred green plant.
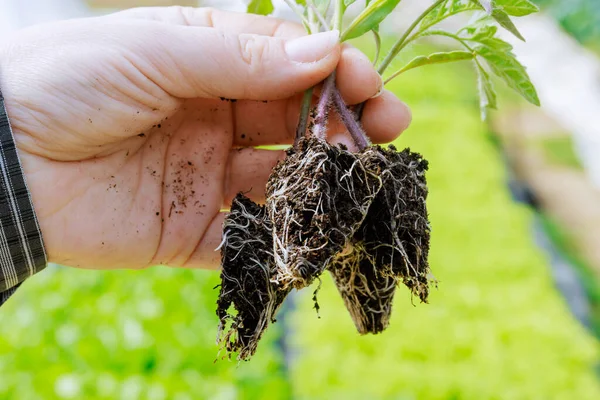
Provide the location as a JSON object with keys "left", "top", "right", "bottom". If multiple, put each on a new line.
{"left": 538, "top": 213, "right": 600, "bottom": 337}
{"left": 0, "top": 267, "right": 291, "bottom": 399}
{"left": 535, "top": 0, "right": 600, "bottom": 51}
{"left": 534, "top": 135, "right": 584, "bottom": 170}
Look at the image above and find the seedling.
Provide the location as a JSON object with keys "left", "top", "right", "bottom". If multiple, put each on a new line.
{"left": 217, "top": 0, "right": 540, "bottom": 361}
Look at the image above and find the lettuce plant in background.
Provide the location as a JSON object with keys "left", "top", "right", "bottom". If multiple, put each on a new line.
{"left": 534, "top": 0, "right": 600, "bottom": 50}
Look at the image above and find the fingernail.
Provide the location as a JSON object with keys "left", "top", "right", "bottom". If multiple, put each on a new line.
{"left": 371, "top": 73, "right": 384, "bottom": 98}
{"left": 285, "top": 30, "right": 340, "bottom": 63}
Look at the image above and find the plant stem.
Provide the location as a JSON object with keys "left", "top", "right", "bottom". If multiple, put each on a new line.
{"left": 372, "top": 29, "right": 382, "bottom": 66}
{"left": 332, "top": 88, "right": 371, "bottom": 150}
{"left": 307, "top": 0, "right": 330, "bottom": 30}
{"left": 312, "top": 72, "right": 337, "bottom": 140}
{"left": 295, "top": 88, "right": 314, "bottom": 143}
{"left": 283, "top": 0, "right": 311, "bottom": 28}
{"left": 353, "top": 0, "right": 444, "bottom": 123}
{"left": 307, "top": 2, "right": 319, "bottom": 33}
{"left": 422, "top": 30, "right": 474, "bottom": 50}
{"left": 333, "top": 0, "right": 345, "bottom": 32}
{"left": 378, "top": 0, "right": 444, "bottom": 75}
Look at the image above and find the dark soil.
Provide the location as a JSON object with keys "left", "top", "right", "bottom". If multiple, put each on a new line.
{"left": 330, "top": 145, "right": 432, "bottom": 334}
{"left": 216, "top": 194, "right": 290, "bottom": 360}
{"left": 355, "top": 145, "right": 432, "bottom": 303}
{"left": 329, "top": 243, "right": 398, "bottom": 334}
{"left": 265, "top": 137, "right": 382, "bottom": 290}
{"left": 216, "top": 138, "right": 433, "bottom": 360}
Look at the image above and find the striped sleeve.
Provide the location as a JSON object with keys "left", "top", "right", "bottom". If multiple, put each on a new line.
{"left": 0, "top": 89, "right": 47, "bottom": 306}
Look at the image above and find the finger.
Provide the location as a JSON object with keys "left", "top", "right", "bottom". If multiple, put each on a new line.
{"left": 114, "top": 7, "right": 306, "bottom": 38}
{"left": 143, "top": 26, "right": 341, "bottom": 100}
{"left": 233, "top": 95, "right": 301, "bottom": 146}
{"left": 233, "top": 90, "right": 411, "bottom": 146}
{"left": 329, "top": 131, "right": 359, "bottom": 152}
{"left": 361, "top": 90, "right": 412, "bottom": 143}
{"left": 181, "top": 212, "right": 225, "bottom": 270}
{"left": 336, "top": 45, "right": 383, "bottom": 105}
{"left": 224, "top": 148, "right": 285, "bottom": 206}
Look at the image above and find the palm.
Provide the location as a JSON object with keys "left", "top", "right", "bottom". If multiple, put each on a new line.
{"left": 18, "top": 95, "right": 276, "bottom": 269}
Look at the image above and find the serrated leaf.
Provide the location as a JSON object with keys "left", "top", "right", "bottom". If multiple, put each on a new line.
{"left": 465, "top": 24, "right": 497, "bottom": 40}
{"left": 464, "top": 24, "right": 513, "bottom": 51}
{"left": 389, "top": 51, "right": 474, "bottom": 78}
{"left": 491, "top": 8, "right": 525, "bottom": 40}
{"left": 495, "top": 0, "right": 539, "bottom": 17}
{"left": 420, "top": 0, "right": 480, "bottom": 32}
{"left": 475, "top": 62, "right": 497, "bottom": 120}
{"left": 342, "top": 0, "right": 402, "bottom": 41}
{"left": 247, "top": 0, "right": 274, "bottom": 15}
{"left": 474, "top": 40, "right": 539, "bottom": 105}
{"left": 477, "top": 0, "right": 493, "bottom": 14}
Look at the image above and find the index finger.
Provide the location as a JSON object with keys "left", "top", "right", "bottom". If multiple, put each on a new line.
{"left": 112, "top": 6, "right": 306, "bottom": 38}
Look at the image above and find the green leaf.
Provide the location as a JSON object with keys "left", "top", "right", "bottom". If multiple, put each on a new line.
{"left": 464, "top": 24, "right": 512, "bottom": 51}
{"left": 491, "top": 8, "right": 525, "bottom": 41}
{"left": 344, "top": 0, "right": 357, "bottom": 6}
{"left": 342, "top": 0, "right": 402, "bottom": 41}
{"left": 477, "top": 0, "right": 493, "bottom": 14}
{"left": 494, "top": 0, "right": 539, "bottom": 17}
{"left": 473, "top": 38, "right": 539, "bottom": 105}
{"left": 475, "top": 62, "right": 497, "bottom": 120}
{"left": 386, "top": 51, "right": 474, "bottom": 82}
{"left": 247, "top": 0, "right": 274, "bottom": 15}
{"left": 420, "top": 0, "right": 480, "bottom": 32}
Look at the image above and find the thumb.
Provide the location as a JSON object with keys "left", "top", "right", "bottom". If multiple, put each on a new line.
{"left": 144, "top": 27, "right": 341, "bottom": 100}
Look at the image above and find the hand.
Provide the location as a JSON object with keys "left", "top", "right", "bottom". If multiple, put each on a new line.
{"left": 0, "top": 7, "right": 411, "bottom": 270}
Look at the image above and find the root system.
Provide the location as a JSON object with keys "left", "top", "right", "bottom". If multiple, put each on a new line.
{"left": 216, "top": 84, "right": 433, "bottom": 361}
{"left": 265, "top": 137, "right": 382, "bottom": 290}
{"left": 216, "top": 194, "right": 290, "bottom": 360}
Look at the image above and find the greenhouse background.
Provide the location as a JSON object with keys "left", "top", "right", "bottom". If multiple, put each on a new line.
{"left": 0, "top": 0, "right": 599, "bottom": 399}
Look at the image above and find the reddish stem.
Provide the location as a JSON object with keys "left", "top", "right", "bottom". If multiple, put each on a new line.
{"left": 332, "top": 89, "right": 371, "bottom": 150}
{"left": 312, "top": 72, "right": 336, "bottom": 140}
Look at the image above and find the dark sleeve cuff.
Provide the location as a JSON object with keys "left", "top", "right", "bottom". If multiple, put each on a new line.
{"left": 0, "top": 282, "right": 22, "bottom": 306}
{"left": 0, "top": 88, "right": 47, "bottom": 302}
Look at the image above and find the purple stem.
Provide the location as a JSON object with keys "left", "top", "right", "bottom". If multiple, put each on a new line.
{"left": 332, "top": 88, "right": 371, "bottom": 150}
{"left": 312, "top": 72, "right": 336, "bottom": 140}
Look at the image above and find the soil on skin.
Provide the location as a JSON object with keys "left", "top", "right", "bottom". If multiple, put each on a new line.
{"left": 217, "top": 138, "right": 432, "bottom": 360}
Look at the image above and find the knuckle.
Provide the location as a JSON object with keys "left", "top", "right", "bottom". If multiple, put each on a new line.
{"left": 237, "top": 34, "right": 272, "bottom": 71}
{"left": 168, "top": 5, "right": 199, "bottom": 25}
